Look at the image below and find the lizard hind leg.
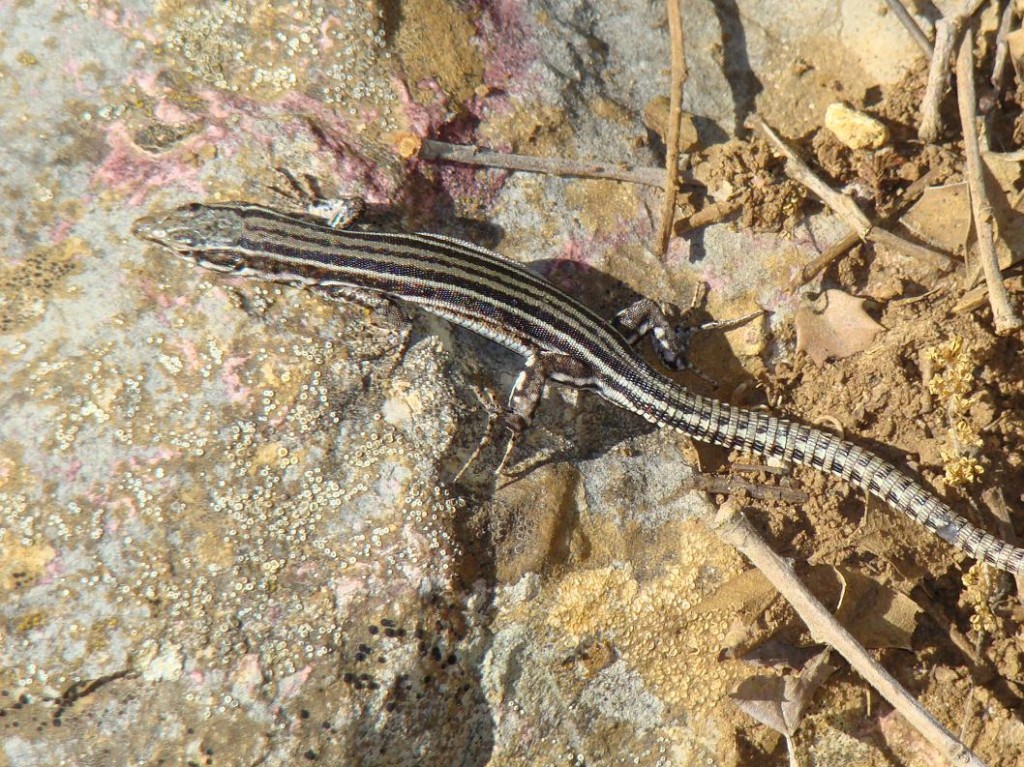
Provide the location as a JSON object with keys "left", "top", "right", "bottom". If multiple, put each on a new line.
{"left": 451, "top": 385, "right": 507, "bottom": 484}
{"left": 454, "top": 350, "right": 594, "bottom": 482}
{"left": 495, "top": 350, "right": 595, "bottom": 477}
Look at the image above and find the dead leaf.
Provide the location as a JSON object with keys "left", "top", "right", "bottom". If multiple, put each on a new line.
{"left": 901, "top": 183, "right": 971, "bottom": 253}
{"left": 795, "top": 290, "right": 884, "bottom": 365}
{"left": 731, "top": 649, "right": 839, "bottom": 736}
{"left": 833, "top": 567, "right": 921, "bottom": 650}
{"left": 732, "top": 639, "right": 822, "bottom": 670}
{"left": 982, "top": 151, "right": 1024, "bottom": 270}
{"left": 696, "top": 566, "right": 780, "bottom": 618}
{"left": 699, "top": 568, "right": 788, "bottom": 660}
{"left": 1005, "top": 28, "right": 1024, "bottom": 76}
{"left": 699, "top": 563, "right": 921, "bottom": 655}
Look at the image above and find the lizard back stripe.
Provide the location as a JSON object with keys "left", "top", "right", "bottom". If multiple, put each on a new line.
{"left": 139, "top": 202, "right": 1024, "bottom": 576}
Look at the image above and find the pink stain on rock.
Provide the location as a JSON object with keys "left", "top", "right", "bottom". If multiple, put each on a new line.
{"left": 134, "top": 277, "right": 192, "bottom": 327}
{"left": 48, "top": 216, "right": 77, "bottom": 245}
{"left": 391, "top": 77, "right": 440, "bottom": 139}
{"left": 63, "top": 459, "right": 83, "bottom": 483}
{"left": 231, "top": 653, "right": 265, "bottom": 696}
{"left": 221, "top": 356, "right": 252, "bottom": 404}
{"left": 93, "top": 122, "right": 205, "bottom": 206}
{"left": 174, "top": 338, "right": 202, "bottom": 374}
{"left": 476, "top": 0, "right": 541, "bottom": 93}
{"left": 278, "top": 665, "right": 312, "bottom": 700}
{"left": 43, "top": 554, "right": 66, "bottom": 583}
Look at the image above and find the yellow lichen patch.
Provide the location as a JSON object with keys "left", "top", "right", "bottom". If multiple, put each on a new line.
{"left": 477, "top": 102, "right": 574, "bottom": 157}
{"left": 250, "top": 441, "right": 294, "bottom": 472}
{"left": 590, "top": 94, "right": 633, "bottom": 127}
{"left": 0, "top": 539, "right": 56, "bottom": 591}
{"left": 579, "top": 511, "right": 633, "bottom": 565}
{"left": 0, "top": 237, "right": 85, "bottom": 334}
{"left": 962, "top": 562, "right": 1001, "bottom": 637}
{"left": 925, "top": 336, "right": 985, "bottom": 487}
{"left": 393, "top": 0, "right": 483, "bottom": 107}
{"left": 562, "top": 179, "right": 643, "bottom": 240}
{"left": 258, "top": 358, "right": 290, "bottom": 389}
{"left": 491, "top": 464, "right": 581, "bottom": 583}
{"left": 0, "top": 453, "right": 18, "bottom": 490}
{"left": 544, "top": 521, "right": 746, "bottom": 714}
{"left": 547, "top": 564, "right": 639, "bottom": 636}
{"left": 15, "top": 610, "right": 46, "bottom": 633}
{"left": 178, "top": 503, "right": 237, "bottom": 573}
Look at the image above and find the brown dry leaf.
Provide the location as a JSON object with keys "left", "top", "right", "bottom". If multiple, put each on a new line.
{"left": 731, "top": 649, "right": 838, "bottom": 737}
{"left": 794, "top": 289, "right": 884, "bottom": 365}
{"left": 698, "top": 568, "right": 784, "bottom": 660}
{"left": 696, "top": 566, "right": 780, "bottom": 618}
{"left": 797, "top": 566, "right": 920, "bottom": 650}
{"left": 730, "top": 638, "right": 823, "bottom": 670}
{"left": 901, "top": 182, "right": 971, "bottom": 254}
{"left": 833, "top": 567, "right": 920, "bottom": 650}
{"left": 700, "top": 564, "right": 920, "bottom": 653}
{"left": 1005, "top": 28, "right": 1024, "bottom": 69}
{"left": 982, "top": 151, "right": 1024, "bottom": 270}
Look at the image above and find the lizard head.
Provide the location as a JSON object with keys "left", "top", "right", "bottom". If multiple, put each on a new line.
{"left": 133, "top": 203, "right": 248, "bottom": 272}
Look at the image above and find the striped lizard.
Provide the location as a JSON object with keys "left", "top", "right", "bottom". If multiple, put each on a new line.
{"left": 133, "top": 201, "right": 1024, "bottom": 576}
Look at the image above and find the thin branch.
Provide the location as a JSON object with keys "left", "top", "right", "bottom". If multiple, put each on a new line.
{"left": 952, "top": 275, "right": 1024, "bottom": 313}
{"left": 751, "top": 116, "right": 954, "bottom": 272}
{"left": 691, "top": 473, "right": 809, "bottom": 504}
{"left": 675, "top": 199, "right": 741, "bottom": 234}
{"left": 991, "top": 1, "right": 1018, "bottom": 91}
{"left": 418, "top": 139, "right": 670, "bottom": 188}
{"left": 919, "top": 0, "right": 987, "bottom": 143}
{"left": 871, "top": 228, "right": 956, "bottom": 270}
{"left": 710, "top": 503, "right": 986, "bottom": 767}
{"left": 658, "top": 0, "right": 688, "bottom": 255}
{"left": 795, "top": 165, "right": 950, "bottom": 287}
{"left": 883, "top": 0, "right": 934, "bottom": 57}
{"left": 955, "top": 27, "right": 1023, "bottom": 334}
{"left": 752, "top": 116, "right": 872, "bottom": 236}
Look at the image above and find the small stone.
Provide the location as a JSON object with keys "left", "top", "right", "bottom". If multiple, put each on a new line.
{"left": 824, "top": 103, "right": 889, "bottom": 150}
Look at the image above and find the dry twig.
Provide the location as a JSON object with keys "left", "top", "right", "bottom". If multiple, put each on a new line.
{"left": 675, "top": 200, "right": 741, "bottom": 234}
{"left": 991, "top": 1, "right": 1018, "bottom": 91}
{"left": 919, "top": 0, "right": 987, "bottom": 143}
{"left": 751, "top": 116, "right": 954, "bottom": 272}
{"left": 955, "top": 28, "right": 1023, "bottom": 333}
{"left": 657, "top": 0, "right": 688, "bottom": 255}
{"left": 691, "top": 473, "right": 809, "bottom": 504}
{"left": 418, "top": 139, "right": 669, "bottom": 188}
{"left": 953, "top": 276, "right": 1024, "bottom": 313}
{"left": 752, "top": 116, "right": 871, "bottom": 236}
{"left": 883, "top": 0, "right": 934, "bottom": 57}
{"left": 710, "top": 502, "right": 986, "bottom": 767}
{"left": 795, "top": 166, "right": 950, "bottom": 287}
